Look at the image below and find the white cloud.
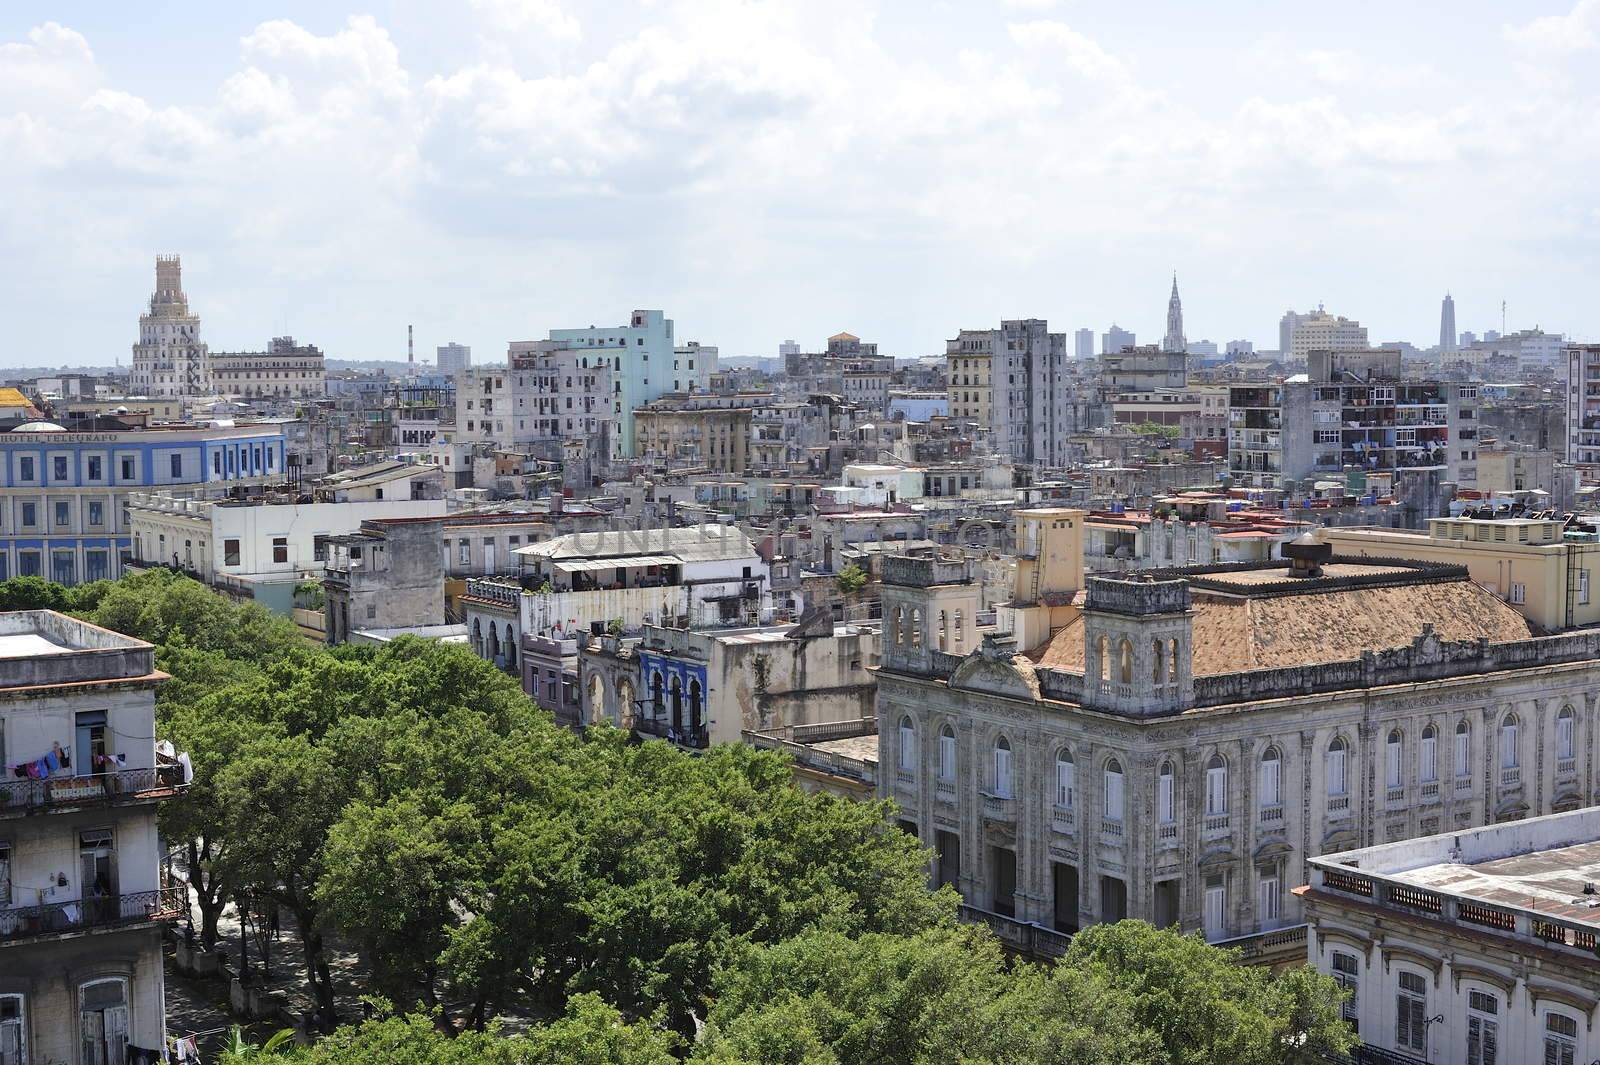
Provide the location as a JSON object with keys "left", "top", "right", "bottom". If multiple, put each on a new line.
{"left": 1505, "top": 0, "right": 1600, "bottom": 53}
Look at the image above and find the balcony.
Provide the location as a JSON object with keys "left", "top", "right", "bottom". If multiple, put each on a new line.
{"left": 0, "top": 887, "right": 184, "bottom": 947}
{"left": 1500, "top": 766, "right": 1522, "bottom": 788}
{"left": 1454, "top": 775, "right": 1472, "bottom": 795}
{"left": 1420, "top": 780, "right": 1439, "bottom": 803}
{"left": 982, "top": 794, "right": 1016, "bottom": 823}
{"left": 632, "top": 718, "right": 710, "bottom": 750}
{"left": 1051, "top": 806, "right": 1075, "bottom": 835}
{"left": 958, "top": 904, "right": 1072, "bottom": 961}
{"left": 1558, "top": 756, "right": 1577, "bottom": 779}
{"left": 935, "top": 780, "right": 957, "bottom": 804}
{"left": 1327, "top": 794, "right": 1351, "bottom": 817}
{"left": 1385, "top": 785, "right": 1405, "bottom": 807}
{"left": 1203, "top": 813, "right": 1230, "bottom": 837}
{"left": 1100, "top": 818, "right": 1124, "bottom": 841}
{"left": 1158, "top": 822, "right": 1178, "bottom": 846}
{"left": 1259, "top": 804, "right": 1283, "bottom": 825}
{"left": 0, "top": 767, "right": 186, "bottom": 819}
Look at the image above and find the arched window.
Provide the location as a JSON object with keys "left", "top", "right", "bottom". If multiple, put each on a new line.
{"left": 993, "top": 735, "right": 1013, "bottom": 798}
{"left": 688, "top": 679, "right": 703, "bottom": 732}
{"left": 1097, "top": 635, "right": 1110, "bottom": 681}
{"left": 937, "top": 611, "right": 948, "bottom": 651}
{"left": 79, "top": 977, "right": 129, "bottom": 1065}
{"left": 1169, "top": 640, "right": 1179, "bottom": 681}
{"left": 670, "top": 675, "right": 683, "bottom": 731}
{"left": 1206, "top": 753, "right": 1228, "bottom": 816}
{"left": 1420, "top": 725, "right": 1438, "bottom": 782}
{"left": 1327, "top": 737, "right": 1348, "bottom": 797}
{"left": 617, "top": 679, "right": 636, "bottom": 729}
{"left": 1259, "top": 747, "right": 1282, "bottom": 808}
{"left": 893, "top": 606, "right": 905, "bottom": 645}
{"left": 1118, "top": 638, "right": 1133, "bottom": 684}
{"left": 898, "top": 715, "right": 918, "bottom": 772}
{"left": 1386, "top": 729, "right": 1403, "bottom": 789}
{"left": 1454, "top": 719, "right": 1471, "bottom": 778}
{"left": 1103, "top": 758, "right": 1125, "bottom": 821}
{"left": 1500, "top": 713, "right": 1519, "bottom": 769}
{"left": 1557, "top": 706, "right": 1576, "bottom": 761}
{"left": 1153, "top": 639, "right": 1166, "bottom": 683}
{"left": 588, "top": 673, "right": 605, "bottom": 723}
{"left": 650, "top": 671, "right": 665, "bottom": 718}
{"left": 910, "top": 609, "right": 923, "bottom": 649}
{"left": 953, "top": 611, "right": 964, "bottom": 649}
{"left": 1157, "top": 760, "right": 1175, "bottom": 823}
{"left": 939, "top": 724, "right": 957, "bottom": 782}
{"left": 1055, "top": 748, "right": 1075, "bottom": 807}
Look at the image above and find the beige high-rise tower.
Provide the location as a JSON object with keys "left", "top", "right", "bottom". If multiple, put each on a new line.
{"left": 131, "top": 255, "right": 209, "bottom": 397}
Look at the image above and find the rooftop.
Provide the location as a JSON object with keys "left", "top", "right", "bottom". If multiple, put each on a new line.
{"left": 1033, "top": 559, "right": 1532, "bottom": 675}
{"left": 0, "top": 611, "right": 158, "bottom": 689}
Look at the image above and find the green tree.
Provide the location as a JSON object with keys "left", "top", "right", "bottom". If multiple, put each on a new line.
{"left": 834, "top": 564, "right": 867, "bottom": 596}
{"left": 0, "top": 575, "right": 68, "bottom": 612}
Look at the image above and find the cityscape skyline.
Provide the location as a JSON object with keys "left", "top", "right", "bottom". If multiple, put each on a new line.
{"left": 3, "top": 1, "right": 1599, "bottom": 365}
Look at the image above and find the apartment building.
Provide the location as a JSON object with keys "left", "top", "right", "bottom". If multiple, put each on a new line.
{"left": 546, "top": 310, "right": 676, "bottom": 457}
{"left": 209, "top": 336, "right": 326, "bottom": 399}
{"left": 945, "top": 320, "right": 1071, "bottom": 466}
{"left": 0, "top": 611, "right": 186, "bottom": 1064}
{"left": 1280, "top": 308, "right": 1368, "bottom": 361}
{"left": 505, "top": 342, "right": 614, "bottom": 454}
{"left": 579, "top": 611, "right": 879, "bottom": 749}
{"left": 1564, "top": 343, "right": 1600, "bottom": 466}
{"left": 1302, "top": 809, "right": 1600, "bottom": 1065}
{"left": 876, "top": 514, "right": 1595, "bottom": 967}
{"left": 0, "top": 418, "right": 288, "bottom": 585}
{"left": 1099, "top": 345, "right": 1187, "bottom": 392}
{"left": 1228, "top": 349, "right": 1474, "bottom": 491}
{"left": 125, "top": 463, "right": 445, "bottom": 611}
{"left": 633, "top": 404, "right": 752, "bottom": 474}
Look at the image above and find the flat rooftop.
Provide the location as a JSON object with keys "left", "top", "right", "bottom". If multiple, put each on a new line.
{"left": 809, "top": 734, "right": 879, "bottom": 762}
{"left": 0, "top": 632, "right": 74, "bottom": 659}
{"left": 1394, "top": 840, "right": 1600, "bottom": 928}
{"left": 1197, "top": 561, "right": 1410, "bottom": 587}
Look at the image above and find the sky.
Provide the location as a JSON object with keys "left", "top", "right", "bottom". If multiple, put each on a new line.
{"left": 2, "top": 0, "right": 1599, "bottom": 366}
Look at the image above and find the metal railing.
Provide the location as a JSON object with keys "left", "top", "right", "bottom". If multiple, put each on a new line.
{"left": 0, "top": 768, "right": 184, "bottom": 815}
{"left": 633, "top": 718, "right": 710, "bottom": 750}
{"left": 0, "top": 887, "right": 184, "bottom": 945}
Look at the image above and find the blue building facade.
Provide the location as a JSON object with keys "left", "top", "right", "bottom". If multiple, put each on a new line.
{"left": 0, "top": 422, "right": 288, "bottom": 584}
{"left": 637, "top": 649, "right": 709, "bottom": 743}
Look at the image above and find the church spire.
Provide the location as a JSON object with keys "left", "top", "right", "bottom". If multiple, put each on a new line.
{"left": 1163, "top": 272, "right": 1186, "bottom": 353}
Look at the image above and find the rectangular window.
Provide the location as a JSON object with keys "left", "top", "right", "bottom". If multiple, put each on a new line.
{"left": 1206, "top": 764, "right": 1227, "bottom": 815}
{"left": 53, "top": 501, "right": 69, "bottom": 527}
{"left": 85, "top": 549, "right": 108, "bottom": 583}
{"left": 170, "top": 454, "right": 182, "bottom": 478}
{"left": 1421, "top": 732, "right": 1437, "bottom": 782}
{"left": 1501, "top": 722, "right": 1519, "bottom": 769}
{"left": 19, "top": 502, "right": 35, "bottom": 529}
{"left": 1332, "top": 951, "right": 1359, "bottom": 1034}
{"left": 52, "top": 456, "right": 67, "bottom": 481}
{"left": 993, "top": 744, "right": 1012, "bottom": 798}
{"left": 1258, "top": 874, "right": 1279, "bottom": 924}
{"left": 17, "top": 456, "right": 32, "bottom": 482}
{"left": 17, "top": 551, "right": 39, "bottom": 577}
{"left": 1328, "top": 746, "right": 1348, "bottom": 796}
{"left": 1558, "top": 714, "right": 1575, "bottom": 760}
{"left": 1103, "top": 768, "right": 1123, "bottom": 821}
{"left": 1386, "top": 739, "right": 1403, "bottom": 788}
{"left": 1456, "top": 728, "right": 1471, "bottom": 777}
{"left": 1203, "top": 877, "right": 1226, "bottom": 936}
{"left": 458, "top": 540, "right": 471, "bottom": 565}
{"left": 224, "top": 539, "right": 241, "bottom": 567}
{"left": 1158, "top": 771, "right": 1174, "bottom": 823}
{"left": 87, "top": 456, "right": 102, "bottom": 480}
{"left": 1582, "top": 570, "right": 1591, "bottom": 606}
{"left": 1396, "top": 972, "right": 1427, "bottom": 1053}
{"left": 313, "top": 535, "right": 328, "bottom": 563}
{"left": 120, "top": 456, "right": 134, "bottom": 480}
{"left": 273, "top": 537, "right": 288, "bottom": 564}
{"left": 1510, "top": 582, "right": 1526, "bottom": 605}
{"left": 939, "top": 732, "right": 956, "bottom": 782}
{"left": 0, "top": 991, "right": 22, "bottom": 1065}
{"left": 1467, "top": 990, "right": 1498, "bottom": 1065}
{"left": 213, "top": 452, "right": 222, "bottom": 475}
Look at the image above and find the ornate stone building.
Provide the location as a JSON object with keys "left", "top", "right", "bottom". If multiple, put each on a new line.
{"left": 876, "top": 512, "right": 1595, "bottom": 963}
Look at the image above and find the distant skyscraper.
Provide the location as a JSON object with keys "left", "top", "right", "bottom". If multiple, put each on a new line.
{"left": 1439, "top": 293, "right": 1457, "bottom": 351}
{"left": 1459, "top": 330, "right": 1478, "bottom": 348}
{"left": 1102, "top": 324, "right": 1135, "bottom": 354}
{"left": 1074, "top": 328, "right": 1095, "bottom": 359}
{"left": 1226, "top": 340, "right": 1255, "bottom": 356}
{"left": 1163, "top": 274, "right": 1186, "bottom": 353}
{"left": 437, "top": 342, "right": 471, "bottom": 375}
{"left": 779, "top": 339, "right": 800, "bottom": 357}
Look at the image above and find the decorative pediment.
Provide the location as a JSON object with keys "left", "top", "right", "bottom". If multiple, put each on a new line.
{"left": 1451, "top": 962, "right": 1517, "bottom": 998}
{"left": 949, "top": 636, "right": 1041, "bottom": 702}
{"left": 1528, "top": 983, "right": 1600, "bottom": 1031}
{"left": 1322, "top": 825, "right": 1360, "bottom": 851}
{"left": 1381, "top": 943, "right": 1444, "bottom": 985}
{"left": 1198, "top": 844, "right": 1237, "bottom": 869}
{"left": 1253, "top": 837, "right": 1294, "bottom": 863}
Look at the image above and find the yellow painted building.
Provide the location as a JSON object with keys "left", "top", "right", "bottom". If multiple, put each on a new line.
{"left": 946, "top": 351, "right": 991, "bottom": 425}
{"left": 1321, "top": 516, "right": 1600, "bottom": 632}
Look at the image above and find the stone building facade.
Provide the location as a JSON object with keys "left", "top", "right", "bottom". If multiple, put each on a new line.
{"left": 875, "top": 513, "right": 1597, "bottom": 964}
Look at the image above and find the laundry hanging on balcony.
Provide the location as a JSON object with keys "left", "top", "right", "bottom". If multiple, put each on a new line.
{"left": 7, "top": 741, "right": 68, "bottom": 779}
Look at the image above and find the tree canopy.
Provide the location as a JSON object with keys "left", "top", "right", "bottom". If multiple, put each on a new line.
{"left": 0, "top": 571, "right": 1356, "bottom": 1062}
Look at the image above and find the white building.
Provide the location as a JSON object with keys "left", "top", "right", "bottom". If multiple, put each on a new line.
{"left": 1283, "top": 308, "right": 1369, "bottom": 361}
{"left": 1303, "top": 807, "right": 1600, "bottom": 1065}
{"left": 1101, "top": 324, "right": 1136, "bottom": 355}
{"left": 126, "top": 463, "right": 445, "bottom": 611}
{"left": 460, "top": 525, "right": 770, "bottom": 672}
{"left": 1566, "top": 343, "right": 1600, "bottom": 466}
{"left": 0, "top": 610, "right": 186, "bottom": 1065}
{"left": 1074, "top": 328, "right": 1095, "bottom": 360}
{"left": 437, "top": 342, "right": 471, "bottom": 376}
{"left": 130, "top": 256, "right": 206, "bottom": 397}
{"left": 505, "top": 343, "right": 614, "bottom": 449}
{"left": 673, "top": 342, "right": 717, "bottom": 393}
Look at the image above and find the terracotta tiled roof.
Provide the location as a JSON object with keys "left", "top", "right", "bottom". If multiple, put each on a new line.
{"left": 1031, "top": 578, "right": 1533, "bottom": 676}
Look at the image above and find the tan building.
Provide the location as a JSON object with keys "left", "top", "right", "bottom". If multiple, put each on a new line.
{"left": 1321, "top": 515, "right": 1600, "bottom": 631}
{"left": 874, "top": 519, "right": 1599, "bottom": 967}
{"left": 633, "top": 406, "right": 751, "bottom": 473}
{"left": 1473, "top": 446, "right": 1556, "bottom": 495}
{"left": 209, "top": 336, "right": 326, "bottom": 399}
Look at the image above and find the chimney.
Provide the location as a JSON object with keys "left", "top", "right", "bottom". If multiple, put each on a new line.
{"left": 408, "top": 324, "right": 414, "bottom": 364}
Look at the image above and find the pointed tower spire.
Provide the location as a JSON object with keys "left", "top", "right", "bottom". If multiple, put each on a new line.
{"left": 1163, "top": 272, "right": 1186, "bottom": 353}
